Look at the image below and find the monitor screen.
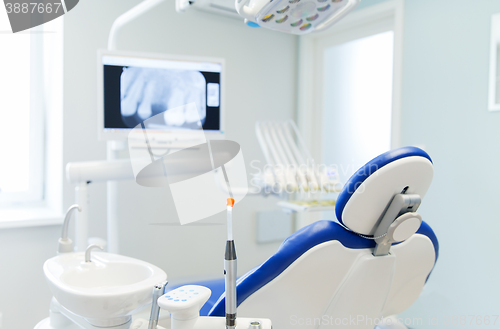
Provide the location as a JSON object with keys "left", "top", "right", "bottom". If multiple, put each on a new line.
{"left": 98, "top": 51, "right": 224, "bottom": 140}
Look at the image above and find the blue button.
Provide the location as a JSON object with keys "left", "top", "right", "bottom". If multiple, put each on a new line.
{"left": 246, "top": 21, "right": 260, "bottom": 28}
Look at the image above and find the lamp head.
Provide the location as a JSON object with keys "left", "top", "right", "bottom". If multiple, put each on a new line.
{"left": 236, "top": 0, "right": 360, "bottom": 34}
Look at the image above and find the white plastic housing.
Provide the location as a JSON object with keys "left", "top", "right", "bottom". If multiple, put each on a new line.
{"left": 236, "top": 0, "right": 360, "bottom": 35}
{"left": 158, "top": 285, "right": 211, "bottom": 321}
{"left": 236, "top": 236, "right": 436, "bottom": 329}
{"left": 388, "top": 213, "right": 422, "bottom": 243}
{"left": 342, "top": 157, "right": 434, "bottom": 235}
{"left": 157, "top": 285, "right": 272, "bottom": 329}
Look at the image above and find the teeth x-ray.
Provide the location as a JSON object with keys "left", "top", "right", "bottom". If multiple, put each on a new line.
{"left": 120, "top": 67, "right": 207, "bottom": 129}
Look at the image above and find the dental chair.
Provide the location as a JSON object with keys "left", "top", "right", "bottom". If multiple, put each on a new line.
{"left": 171, "top": 146, "right": 439, "bottom": 329}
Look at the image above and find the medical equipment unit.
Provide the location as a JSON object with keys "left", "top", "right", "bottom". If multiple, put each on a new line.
{"left": 36, "top": 44, "right": 271, "bottom": 326}
{"left": 176, "top": 0, "right": 361, "bottom": 34}
{"left": 36, "top": 175, "right": 272, "bottom": 329}
{"left": 36, "top": 146, "right": 437, "bottom": 329}
{"left": 152, "top": 195, "right": 273, "bottom": 329}
{"left": 171, "top": 146, "right": 438, "bottom": 329}
{"left": 35, "top": 1, "right": 438, "bottom": 328}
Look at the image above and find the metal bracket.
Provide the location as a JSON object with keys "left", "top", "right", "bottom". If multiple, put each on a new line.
{"left": 372, "top": 193, "right": 422, "bottom": 256}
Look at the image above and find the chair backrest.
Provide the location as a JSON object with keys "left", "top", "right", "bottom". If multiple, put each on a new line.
{"left": 208, "top": 147, "right": 439, "bottom": 329}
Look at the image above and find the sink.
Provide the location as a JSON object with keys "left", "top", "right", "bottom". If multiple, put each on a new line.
{"left": 44, "top": 252, "right": 167, "bottom": 326}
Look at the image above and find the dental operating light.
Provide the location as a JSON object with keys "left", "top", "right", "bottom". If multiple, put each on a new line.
{"left": 176, "top": 0, "right": 361, "bottom": 34}
{"left": 236, "top": 0, "right": 361, "bottom": 34}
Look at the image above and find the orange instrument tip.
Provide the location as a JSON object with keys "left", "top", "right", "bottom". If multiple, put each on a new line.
{"left": 227, "top": 198, "right": 235, "bottom": 207}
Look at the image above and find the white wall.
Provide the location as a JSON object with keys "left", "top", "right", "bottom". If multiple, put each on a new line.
{"left": 0, "top": 226, "right": 60, "bottom": 328}
{"left": 398, "top": 0, "right": 500, "bottom": 326}
{"left": 0, "top": 1, "right": 297, "bottom": 328}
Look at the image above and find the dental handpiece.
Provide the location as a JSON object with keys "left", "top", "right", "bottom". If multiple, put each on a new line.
{"left": 148, "top": 281, "right": 168, "bottom": 329}
{"left": 225, "top": 198, "right": 237, "bottom": 329}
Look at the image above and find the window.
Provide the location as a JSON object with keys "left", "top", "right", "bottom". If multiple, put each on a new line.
{"left": 322, "top": 31, "right": 394, "bottom": 182}
{"left": 0, "top": 10, "right": 44, "bottom": 205}
{"left": 0, "top": 10, "right": 63, "bottom": 215}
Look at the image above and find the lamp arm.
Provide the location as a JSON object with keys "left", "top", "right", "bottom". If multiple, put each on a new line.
{"left": 108, "top": 0, "right": 167, "bottom": 51}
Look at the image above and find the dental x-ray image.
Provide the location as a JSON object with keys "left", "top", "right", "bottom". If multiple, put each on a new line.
{"left": 102, "top": 55, "right": 221, "bottom": 133}
{"left": 120, "top": 67, "right": 207, "bottom": 129}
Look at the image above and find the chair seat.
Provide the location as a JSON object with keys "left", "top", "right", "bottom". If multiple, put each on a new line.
{"left": 207, "top": 219, "right": 438, "bottom": 317}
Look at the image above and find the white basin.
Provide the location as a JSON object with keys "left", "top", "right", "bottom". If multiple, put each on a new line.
{"left": 44, "top": 252, "right": 167, "bottom": 326}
